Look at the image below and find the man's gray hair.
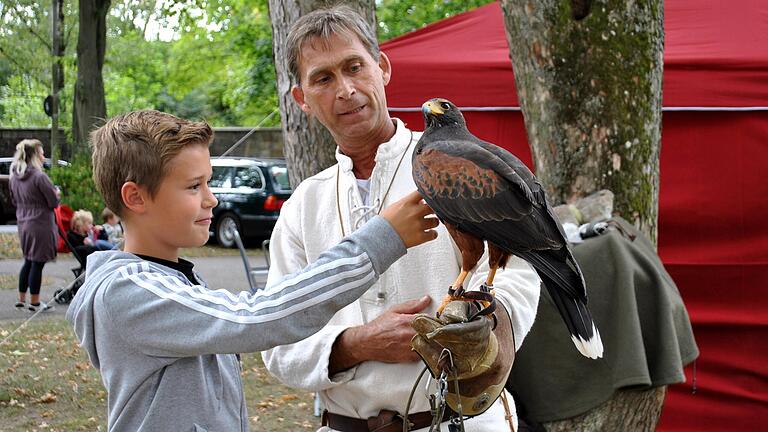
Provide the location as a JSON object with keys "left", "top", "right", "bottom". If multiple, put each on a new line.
{"left": 287, "top": 5, "right": 380, "bottom": 84}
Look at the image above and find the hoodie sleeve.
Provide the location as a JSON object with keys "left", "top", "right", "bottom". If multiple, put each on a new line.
{"left": 101, "top": 216, "right": 406, "bottom": 357}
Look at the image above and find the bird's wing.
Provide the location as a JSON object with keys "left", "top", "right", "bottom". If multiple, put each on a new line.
{"left": 413, "top": 139, "right": 562, "bottom": 251}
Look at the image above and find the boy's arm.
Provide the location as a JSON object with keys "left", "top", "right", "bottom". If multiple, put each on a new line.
{"left": 104, "top": 216, "right": 409, "bottom": 358}
{"left": 261, "top": 204, "right": 350, "bottom": 392}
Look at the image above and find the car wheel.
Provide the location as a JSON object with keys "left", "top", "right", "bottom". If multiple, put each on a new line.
{"left": 215, "top": 213, "right": 241, "bottom": 248}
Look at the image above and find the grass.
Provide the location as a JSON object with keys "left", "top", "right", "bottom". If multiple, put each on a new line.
{"left": 0, "top": 318, "right": 319, "bottom": 431}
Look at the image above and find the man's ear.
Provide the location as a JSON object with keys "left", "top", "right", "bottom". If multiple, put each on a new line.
{"left": 380, "top": 52, "right": 392, "bottom": 86}
{"left": 291, "top": 85, "right": 311, "bottom": 115}
{"left": 121, "top": 182, "right": 148, "bottom": 214}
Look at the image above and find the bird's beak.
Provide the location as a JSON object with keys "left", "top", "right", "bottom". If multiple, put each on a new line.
{"left": 422, "top": 100, "right": 444, "bottom": 116}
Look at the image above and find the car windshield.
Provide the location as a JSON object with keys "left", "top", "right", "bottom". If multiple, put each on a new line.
{"left": 210, "top": 166, "right": 232, "bottom": 188}
{"left": 269, "top": 165, "right": 291, "bottom": 191}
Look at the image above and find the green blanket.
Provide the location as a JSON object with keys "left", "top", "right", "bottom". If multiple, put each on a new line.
{"left": 508, "top": 218, "right": 699, "bottom": 422}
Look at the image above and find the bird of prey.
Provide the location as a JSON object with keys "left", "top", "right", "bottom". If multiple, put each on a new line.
{"left": 412, "top": 98, "right": 603, "bottom": 359}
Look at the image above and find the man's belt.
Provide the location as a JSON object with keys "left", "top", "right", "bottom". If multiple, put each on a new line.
{"left": 322, "top": 408, "right": 454, "bottom": 432}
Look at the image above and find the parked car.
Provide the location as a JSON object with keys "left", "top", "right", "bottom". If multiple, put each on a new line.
{"left": 0, "top": 157, "right": 69, "bottom": 224}
{"left": 210, "top": 157, "right": 292, "bottom": 248}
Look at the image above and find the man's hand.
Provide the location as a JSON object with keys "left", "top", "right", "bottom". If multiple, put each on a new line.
{"left": 329, "top": 296, "right": 432, "bottom": 374}
{"left": 380, "top": 191, "right": 439, "bottom": 248}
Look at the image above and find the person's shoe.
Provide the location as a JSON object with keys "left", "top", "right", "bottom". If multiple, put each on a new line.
{"left": 14, "top": 301, "right": 26, "bottom": 311}
{"left": 28, "top": 302, "right": 54, "bottom": 313}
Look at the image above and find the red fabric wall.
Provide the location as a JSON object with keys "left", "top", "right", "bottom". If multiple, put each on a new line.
{"left": 382, "top": 2, "right": 768, "bottom": 428}
{"left": 389, "top": 109, "right": 768, "bottom": 429}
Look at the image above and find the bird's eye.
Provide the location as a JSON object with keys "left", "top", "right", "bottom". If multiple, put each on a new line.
{"left": 440, "top": 102, "right": 451, "bottom": 110}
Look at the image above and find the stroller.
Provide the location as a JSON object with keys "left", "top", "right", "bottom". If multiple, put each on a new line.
{"left": 52, "top": 204, "right": 87, "bottom": 304}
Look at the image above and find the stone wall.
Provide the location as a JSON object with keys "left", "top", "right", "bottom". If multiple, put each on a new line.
{"left": 0, "top": 127, "right": 285, "bottom": 159}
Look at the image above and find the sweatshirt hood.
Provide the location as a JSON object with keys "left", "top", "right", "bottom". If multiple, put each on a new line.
{"left": 65, "top": 251, "right": 141, "bottom": 370}
{"left": 10, "top": 164, "right": 37, "bottom": 181}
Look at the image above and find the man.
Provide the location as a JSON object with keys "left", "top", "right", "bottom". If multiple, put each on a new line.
{"left": 262, "top": 6, "right": 541, "bottom": 431}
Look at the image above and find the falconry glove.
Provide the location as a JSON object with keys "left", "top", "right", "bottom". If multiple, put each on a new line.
{"left": 411, "top": 298, "right": 515, "bottom": 416}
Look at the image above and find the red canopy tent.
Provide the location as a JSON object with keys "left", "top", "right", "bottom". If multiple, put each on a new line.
{"left": 381, "top": 1, "right": 768, "bottom": 430}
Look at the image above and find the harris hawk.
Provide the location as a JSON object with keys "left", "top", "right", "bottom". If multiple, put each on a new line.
{"left": 412, "top": 98, "right": 603, "bottom": 359}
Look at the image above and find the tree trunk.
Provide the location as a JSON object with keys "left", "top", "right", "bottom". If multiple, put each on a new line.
{"left": 544, "top": 387, "right": 667, "bottom": 432}
{"left": 73, "top": 0, "right": 110, "bottom": 151}
{"left": 268, "top": 0, "right": 376, "bottom": 188}
{"left": 500, "top": 1, "right": 665, "bottom": 429}
{"left": 500, "top": 0, "right": 663, "bottom": 243}
{"left": 50, "top": 0, "right": 65, "bottom": 164}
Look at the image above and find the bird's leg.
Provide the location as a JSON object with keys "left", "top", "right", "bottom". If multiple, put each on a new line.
{"left": 437, "top": 223, "right": 485, "bottom": 317}
{"left": 479, "top": 245, "right": 511, "bottom": 309}
{"left": 452, "top": 270, "right": 469, "bottom": 292}
{"left": 484, "top": 266, "right": 498, "bottom": 289}
{"left": 437, "top": 270, "right": 470, "bottom": 316}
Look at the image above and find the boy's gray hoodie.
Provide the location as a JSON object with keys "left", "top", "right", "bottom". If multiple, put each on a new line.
{"left": 66, "top": 216, "right": 405, "bottom": 432}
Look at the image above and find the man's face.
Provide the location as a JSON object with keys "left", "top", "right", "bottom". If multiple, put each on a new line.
{"left": 292, "top": 32, "right": 392, "bottom": 144}
{"left": 143, "top": 145, "right": 218, "bottom": 255}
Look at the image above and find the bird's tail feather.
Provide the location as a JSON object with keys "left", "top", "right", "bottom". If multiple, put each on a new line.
{"left": 526, "top": 253, "right": 603, "bottom": 359}
{"left": 543, "top": 277, "right": 603, "bottom": 358}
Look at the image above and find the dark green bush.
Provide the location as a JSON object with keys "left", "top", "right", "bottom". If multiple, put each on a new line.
{"left": 49, "top": 153, "right": 105, "bottom": 217}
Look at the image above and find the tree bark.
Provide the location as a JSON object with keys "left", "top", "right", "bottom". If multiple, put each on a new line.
{"left": 544, "top": 387, "right": 667, "bottom": 432}
{"left": 50, "top": 0, "right": 65, "bottom": 164}
{"left": 268, "top": 0, "right": 376, "bottom": 188}
{"left": 500, "top": 1, "right": 666, "bottom": 429}
{"left": 73, "top": 0, "right": 110, "bottom": 151}
{"left": 501, "top": 0, "right": 664, "bottom": 243}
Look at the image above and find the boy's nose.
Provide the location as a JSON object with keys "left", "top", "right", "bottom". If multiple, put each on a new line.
{"left": 204, "top": 187, "right": 218, "bottom": 209}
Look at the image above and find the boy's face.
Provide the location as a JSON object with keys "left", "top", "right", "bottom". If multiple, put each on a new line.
{"left": 142, "top": 145, "right": 218, "bottom": 256}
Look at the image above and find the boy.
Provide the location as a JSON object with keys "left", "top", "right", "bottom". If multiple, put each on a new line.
{"left": 66, "top": 110, "right": 438, "bottom": 432}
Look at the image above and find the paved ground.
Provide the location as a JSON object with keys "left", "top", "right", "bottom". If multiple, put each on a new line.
{"left": 0, "top": 253, "right": 268, "bottom": 322}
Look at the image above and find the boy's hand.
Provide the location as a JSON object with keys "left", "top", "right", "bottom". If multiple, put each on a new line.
{"left": 380, "top": 191, "right": 439, "bottom": 248}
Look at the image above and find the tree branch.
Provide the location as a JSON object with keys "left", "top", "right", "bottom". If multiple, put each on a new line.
{"left": 7, "top": 3, "right": 53, "bottom": 51}
{"left": 0, "top": 45, "right": 49, "bottom": 88}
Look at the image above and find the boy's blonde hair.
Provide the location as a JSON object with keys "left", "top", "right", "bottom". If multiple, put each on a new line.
{"left": 90, "top": 110, "right": 213, "bottom": 216}
{"left": 71, "top": 210, "right": 94, "bottom": 232}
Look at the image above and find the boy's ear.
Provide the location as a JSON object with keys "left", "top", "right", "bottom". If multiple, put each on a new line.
{"left": 121, "top": 182, "right": 149, "bottom": 214}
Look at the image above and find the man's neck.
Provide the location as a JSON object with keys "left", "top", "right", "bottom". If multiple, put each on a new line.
{"left": 337, "top": 119, "right": 397, "bottom": 179}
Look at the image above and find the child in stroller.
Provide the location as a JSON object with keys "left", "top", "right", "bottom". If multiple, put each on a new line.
{"left": 52, "top": 205, "right": 87, "bottom": 304}
{"left": 66, "top": 210, "right": 114, "bottom": 256}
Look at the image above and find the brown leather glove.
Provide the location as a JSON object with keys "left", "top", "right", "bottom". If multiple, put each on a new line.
{"left": 411, "top": 299, "right": 515, "bottom": 416}
{"left": 411, "top": 300, "right": 498, "bottom": 381}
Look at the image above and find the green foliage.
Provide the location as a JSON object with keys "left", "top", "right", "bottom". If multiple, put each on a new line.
{"left": 49, "top": 154, "right": 104, "bottom": 217}
{"left": 0, "top": 0, "right": 78, "bottom": 130}
{"left": 1, "top": 0, "right": 491, "bottom": 130}
{"left": 0, "top": 75, "right": 50, "bottom": 127}
{"left": 377, "top": 0, "right": 494, "bottom": 41}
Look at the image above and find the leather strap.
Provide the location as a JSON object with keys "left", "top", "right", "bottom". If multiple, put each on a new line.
{"left": 322, "top": 409, "right": 454, "bottom": 432}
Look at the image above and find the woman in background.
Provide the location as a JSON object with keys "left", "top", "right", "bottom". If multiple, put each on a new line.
{"left": 10, "top": 139, "right": 59, "bottom": 312}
